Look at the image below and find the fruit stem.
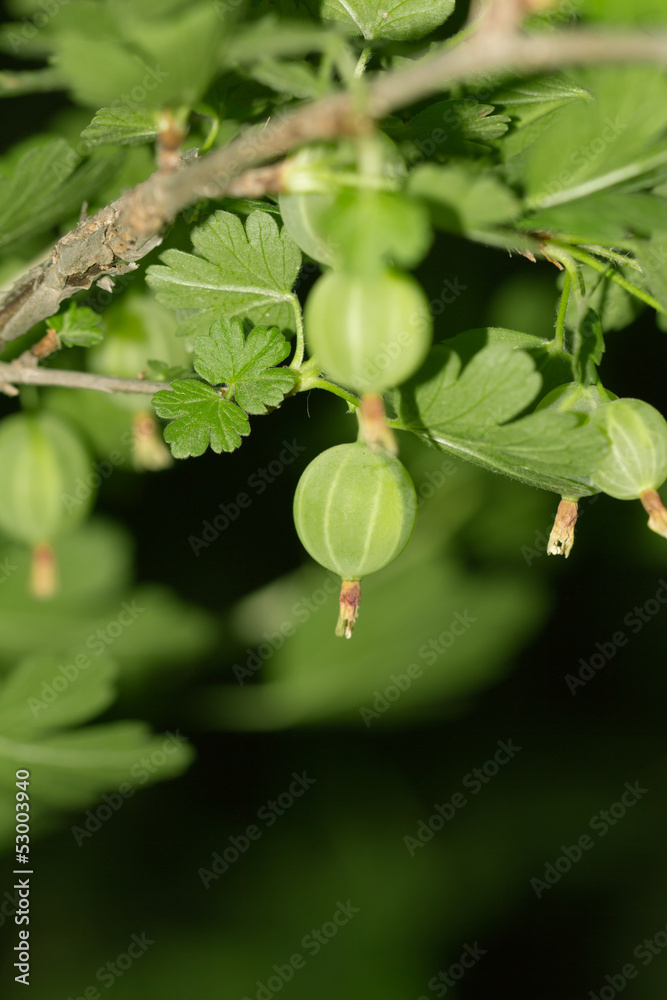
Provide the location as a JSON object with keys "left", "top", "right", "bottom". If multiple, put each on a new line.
{"left": 30, "top": 542, "right": 58, "bottom": 599}
{"left": 543, "top": 243, "right": 585, "bottom": 296}
{"left": 336, "top": 580, "right": 361, "bottom": 638}
{"left": 358, "top": 393, "right": 398, "bottom": 455}
{"left": 353, "top": 46, "right": 372, "bottom": 79}
{"left": 547, "top": 498, "right": 578, "bottom": 557}
{"left": 553, "top": 269, "right": 571, "bottom": 352}
{"left": 287, "top": 293, "right": 306, "bottom": 370}
{"left": 298, "top": 375, "right": 360, "bottom": 410}
{"left": 640, "top": 489, "right": 667, "bottom": 539}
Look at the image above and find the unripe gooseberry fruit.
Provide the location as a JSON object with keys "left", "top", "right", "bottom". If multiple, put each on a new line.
{"left": 304, "top": 268, "right": 432, "bottom": 394}
{"left": 278, "top": 191, "right": 337, "bottom": 266}
{"left": 536, "top": 381, "right": 617, "bottom": 415}
{"left": 0, "top": 411, "right": 93, "bottom": 597}
{"left": 588, "top": 398, "right": 667, "bottom": 500}
{"left": 293, "top": 442, "right": 417, "bottom": 637}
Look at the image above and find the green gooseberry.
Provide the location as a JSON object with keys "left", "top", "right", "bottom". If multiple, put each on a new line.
{"left": 278, "top": 191, "right": 337, "bottom": 266}
{"left": 304, "top": 268, "right": 432, "bottom": 394}
{"left": 0, "top": 411, "right": 93, "bottom": 597}
{"left": 536, "top": 384, "right": 618, "bottom": 557}
{"left": 0, "top": 411, "right": 93, "bottom": 545}
{"left": 536, "top": 381, "right": 617, "bottom": 416}
{"left": 293, "top": 442, "right": 417, "bottom": 637}
{"left": 589, "top": 398, "right": 667, "bottom": 500}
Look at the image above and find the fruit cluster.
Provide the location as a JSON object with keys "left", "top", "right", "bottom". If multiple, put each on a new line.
{"left": 283, "top": 141, "right": 434, "bottom": 636}
{"left": 280, "top": 143, "right": 667, "bottom": 637}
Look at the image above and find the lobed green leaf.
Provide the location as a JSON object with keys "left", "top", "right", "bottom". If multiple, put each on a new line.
{"left": 47, "top": 302, "right": 103, "bottom": 348}
{"left": 81, "top": 106, "right": 160, "bottom": 146}
{"left": 194, "top": 318, "right": 295, "bottom": 415}
{"left": 152, "top": 380, "right": 250, "bottom": 458}
{"left": 394, "top": 340, "right": 609, "bottom": 495}
{"left": 147, "top": 209, "right": 302, "bottom": 338}
{"left": 318, "top": 0, "right": 455, "bottom": 40}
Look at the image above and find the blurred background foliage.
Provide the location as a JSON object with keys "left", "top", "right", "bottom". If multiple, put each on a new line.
{"left": 1, "top": 0, "right": 667, "bottom": 998}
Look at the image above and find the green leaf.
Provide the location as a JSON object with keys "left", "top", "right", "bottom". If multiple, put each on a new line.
{"left": 49, "top": 36, "right": 154, "bottom": 109}
{"left": 0, "top": 519, "right": 218, "bottom": 682}
{"left": 0, "top": 655, "right": 116, "bottom": 737}
{"left": 393, "top": 342, "right": 608, "bottom": 495}
{"left": 48, "top": 302, "right": 103, "bottom": 348}
{"left": 518, "top": 192, "right": 667, "bottom": 244}
{"left": 49, "top": 1, "right": 224, "bottom": 108}
{"left": 635, "top": 236, "right": 667, "bottom": 312}
{"left": 0, "top": 653, "right": 193, "bottom": 825}
{"left": 398, "top": 342, "right": 542, "bottom": 432}
{"left": 0, "top": 138, "right": 120, "bottom": 250}
{"left": 493, "top": 75, "right": 593, "bottom": 130}
{"left": 146, "top": 209, "right": 302, "bottom": 338}
{"left": 512, "top": 67, "right": 667, "bottom": 210}
{"left": 573, "top": 308, "right": 605, "bottom": 385}
{"left": 0, "top": 67, "right": 66, "bottom": 96}
{"left": 226, "top": 16, "right": 338, "bottom": 63}
{"left": 579, "top": 0, "right": 667, "bottom": 24}
{"left": 80, "top": 106, "right": 160, "bottom": 146}
{"left": 152, "top": 380, "right": 250, "bottom": 458}
{"left": 243, "top": 58, "right": 329, "bottom": 100}
{"left": 438, "top": 326, "right": 575, "bottom": 398}
{"left": 319, "top": 0, "right": 455, "bottom": 39}
{"left": 194, "top": 319, "right": 295, "bottom": 415}
{"left": 402, "top": 100, "right": 510, "bottom": 157}
{"left": 408, "top": 164, "right": 520, "bottom": 234}
{"left": 472, "top": 409, "right": 608, "bottom": 496}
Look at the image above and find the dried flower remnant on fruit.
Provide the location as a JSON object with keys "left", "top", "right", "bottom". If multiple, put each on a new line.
{"left": 547, "top": 498, "right": 578, "bottom": 557}
{"left": 337, "top": 580, "right": 361, "bottom": 638}
{"left": 640, "top": 489, "right": 667, "bottom": 540}
{"left": 358, "top": 393, "right": 398, "bottom": 455}
{"left": 30, "top": 542, "right": 58, "bottom": 599}
{"left": 132, "top": 412, "right": 172, "bottom": 471}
